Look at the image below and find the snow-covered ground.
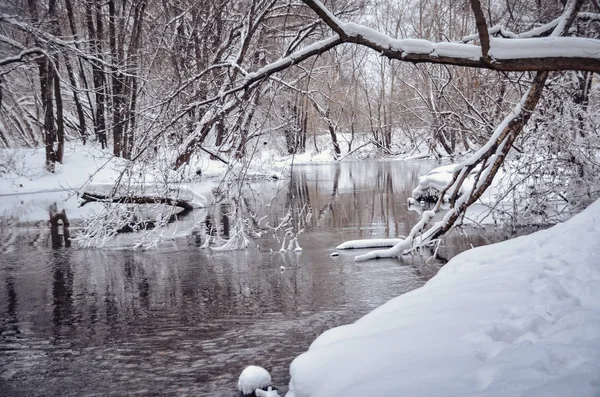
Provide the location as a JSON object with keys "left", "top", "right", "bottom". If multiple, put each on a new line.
{"left": 0, "top": 143, "right": 119, "bottom": 195}
{"left": 0, "top": 143, "right": 122, "bottom": 223}
{"left": 286, "top": 198, "right": 600, "bottom": 397}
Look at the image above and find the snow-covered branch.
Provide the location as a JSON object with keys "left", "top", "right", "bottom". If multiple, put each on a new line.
{"left": 301, "top": 0, "right": 600, "bottom": 72}
{"left": 0, "top": 14, "right": 119, "bottom": 71}
{"left": 0, "top": 48, "right": 47, "bottom": 67}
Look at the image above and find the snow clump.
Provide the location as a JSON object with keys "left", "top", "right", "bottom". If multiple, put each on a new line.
{"left": 238, "top": 365, "right": 272, "bottom": 395}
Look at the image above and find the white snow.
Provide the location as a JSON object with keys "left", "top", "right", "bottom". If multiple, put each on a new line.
{"left": 331, "top": 17, "right": 600, "bottom": 64}
{"left": 412, "top": 171, "right": 456, "bottom": 199}
{"left": 0, "top": 142, "right": 122, "bottom": 197}
{"left": 489, "top": 36, "right": 600, "bottom": 60}
{"left": 336, "top": 239, "right": 403, "bottom": 250}
{"left": 390, "top": 38, "right": 434, "bottom": 54}
{"left": 341, "top": 22, "right": 482, "bottom": 60}
{"left": 434, "top": 42, "right": 482, "bottom": 60}
{"left": 238, "top": 365, "right": 272, "bottom": 395}
{"left": 410, "top": 163, "right": 502, "bottom": 206}
{"left": 286, "top": 198, "right": 600, "bottom": 397}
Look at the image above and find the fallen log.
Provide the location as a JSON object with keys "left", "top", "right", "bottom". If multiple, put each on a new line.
{"left": 79, "top": 192, "right": 195, "bottom": 233}
{"left": 79, "top": 192, "right": 194, "bottom": 211}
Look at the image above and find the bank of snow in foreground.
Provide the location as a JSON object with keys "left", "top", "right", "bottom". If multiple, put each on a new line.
{"left": 287, "top": 199, "right": 600, "bottom": 397}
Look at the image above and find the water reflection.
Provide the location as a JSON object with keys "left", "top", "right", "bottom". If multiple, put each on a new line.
{"left": 4, "top": 277, "right": 19, "bottom": 332}
{"left": 0, "top": 160, "right": 535, "bottom": 396}
{"left": 52, "top": 252, "right": 74, "bottom": 339}
{"left": 278, "top": 162, "right": 426, "bottom": 238}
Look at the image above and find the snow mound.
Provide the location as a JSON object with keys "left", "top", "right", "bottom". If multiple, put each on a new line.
{"left": 287, "top": 199, "right": 600, "bottom": 397}
{"left": 238, "top": 365, "right": 272, "bottom": 395}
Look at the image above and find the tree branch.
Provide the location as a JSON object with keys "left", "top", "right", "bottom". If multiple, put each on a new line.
{"left": 0, "top": 48, "right": 46, "bottom": 66}
{"left": 300, "top": 0, "right": 600, "bottom": 73}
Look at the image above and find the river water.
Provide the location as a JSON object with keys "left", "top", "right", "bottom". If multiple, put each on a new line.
{"left": 0, "top": 161, "right": 526, "bottom": 396}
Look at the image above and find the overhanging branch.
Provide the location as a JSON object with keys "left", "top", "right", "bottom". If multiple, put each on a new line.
{"left": 300, "top": 0, "right": 600, "bottom": 73}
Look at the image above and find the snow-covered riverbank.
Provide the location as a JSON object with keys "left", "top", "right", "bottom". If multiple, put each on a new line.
{"left": 0, "top": 140, "right": 424, "bottom": 223}
{"left": 286, "top": 199, "right": 600, "bottom": 397}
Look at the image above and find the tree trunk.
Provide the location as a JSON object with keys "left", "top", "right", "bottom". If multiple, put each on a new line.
{"left": 53, "top": 65, "right": 65, "bottom": 163}
{"left": 47, "top": 0, "right": 65, "bottom": 163}
{"left": 40, "top": 59, "right": 57, "bottom": 172}
{"left": 123, "top": 75, "right": 138, "bottom": 159}
{"left": 64, "top": 0, "right": 93, "bottom": 141}
{"left": 63, "top": 54, "right": 87, "bottom": 144}
{"left": 109, "top": 0, "right": 124, "bottom": 157}
{"left": 28, "top": 0, "right": 57, "bottom": 171}
{"left": 86, "top": 0, "right": 107, "bottom": 149}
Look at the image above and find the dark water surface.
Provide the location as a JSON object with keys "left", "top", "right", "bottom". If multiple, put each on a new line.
{"left": 0, "top": 161, "right": 524, "bottom": 396}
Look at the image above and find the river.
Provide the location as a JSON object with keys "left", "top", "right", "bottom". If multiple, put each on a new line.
{"left": 0, "top": 160, "right": 528, "bottom": 396}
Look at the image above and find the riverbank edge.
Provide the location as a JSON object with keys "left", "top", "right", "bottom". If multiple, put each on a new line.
{"left": 286, "top": 198, "right": 600, "bottom": 397}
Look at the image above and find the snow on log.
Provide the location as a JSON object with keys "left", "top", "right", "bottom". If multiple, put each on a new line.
{"left": 354, "top": 211, "right": 436, "bottom": 261}
{"left": 336, "top": 239, "right": 403, "bottom": 250}
{"left": 79, "top": 183, "right": 207, "bottom": 209}
{"left": 411, "top": 164, "right": 481, "bottom": 203}
{"left": 79, "top": 192, "right": 195, "bottom": 211}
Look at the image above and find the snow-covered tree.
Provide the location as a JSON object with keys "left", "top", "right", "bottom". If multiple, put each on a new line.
{"left": 2, "top": 0, "right": 599, "bottom": 251}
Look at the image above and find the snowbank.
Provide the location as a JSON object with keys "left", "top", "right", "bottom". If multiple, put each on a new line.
{"left": 287, "top": 199, "right": 600, "bottom": 397}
